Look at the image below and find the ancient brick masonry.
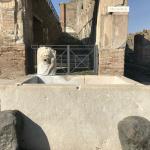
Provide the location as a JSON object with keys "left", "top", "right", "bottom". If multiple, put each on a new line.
{"left": 100, "top": 49, "right": 125, "bottom": 75}
{"left": 0, "top": 45, "right": 26, "bottom": 78}
{"left": 97, "top": 0, "right": 128, "bottom": 75}
{"left": 0, "top": 0, "right": 61, "bottom": 78}
{"left": 60, "top": 0, "right": 128, "bottom": 76}
{"left": 60, "top": 0, "right": 96, "bottom": 43}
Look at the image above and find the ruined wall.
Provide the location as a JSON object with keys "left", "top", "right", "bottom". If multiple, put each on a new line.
{"left": 0, "top": 0, "right": 61, "bottom": 78}
{"left": 60, "top": 0, "right": 96, "bottom": 43}
{"left": 76, "top": 0, "right": 96, "bottom": 43}
{"left": 100, "top": 49, "right": 125, "bottom": 75}
{"left": 97, "top": 0, "right": 128, "bottom": 75}
{"left": 125, "top": 31, "right": 150, "bottom": 82}
{"left": 0, "top": 0, "right": 26, "bottom": 78}
{"left": 24, "top": 0, "right": 62, "bottom": 73}
{"left": 126, "top": 33, "right": 134, "bottom": 53}
{"left": 60, "top": 1, "right": 77, "bottom": 33}
{"left": 0, "top": 0, "right": 22, "bottom": 45}
{"left": 60, "top": 0, "right": 128, "bottom": 76}
{"left": 24, "top": 0, "right": 61, "bottom": 46}
{"left": 134, "top": 30, "right": 150, "bottom": 66}
{"left": 0, "top": 45, "right": 26, "bottom": 78}
{"left": 126, "top": 30, "right": 150, "bottom": 66}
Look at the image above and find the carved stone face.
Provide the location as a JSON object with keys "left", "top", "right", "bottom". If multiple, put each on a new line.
{"left": 37, "top": 47, "right": 56, "bottom": 76}
{"left": 41, "top": 53, "right": 51, "bottom": 64}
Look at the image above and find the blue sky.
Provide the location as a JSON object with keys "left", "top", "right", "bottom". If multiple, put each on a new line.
{"left": 52, "top": 0, "right": 150, "bottom": 33}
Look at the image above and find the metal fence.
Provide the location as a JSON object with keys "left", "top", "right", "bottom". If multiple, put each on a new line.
{"left": 31, "top": 45, "right": 98, "bottom": 75}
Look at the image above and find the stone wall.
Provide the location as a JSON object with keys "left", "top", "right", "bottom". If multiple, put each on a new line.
{"left": 24, "top": 0, "right": 62, "bottom": 73}
{"left": 126, "top": 33, "right": 135, "bottom": 53}
{"left": 0, "top": 0, "right": 17, "bottom": 45}
{"left": 126, "top": 30, "right": 150, "bottom": 66}
{"left": 97, "top": 0, "right": 128, "bottom": 75}
{"left": 24, "top": 0, "right": 61, "bottom": 46}
{"left": 0, "top": 82, "right": 149, "bottom": 150}
{"left": 60, "top": 0, "right": 128, "bottom": 76}
{"left": 134, "top": 30, "right": 150, "bottom": 66}
{"left": 76, "top": 0, "right": 96, "bottom": 43}
{"left": 0, "top": 45, "right": 26, "bottom": 78}
{"left": 100, "top": 49, "right": 125, "bottom": 75}
{"left": 0, "top": 0, "right": 25, "bottom": 78}
{"left": 60, "top": 0, "right": 96, "bottom": 43}
{"left": 125, "top": 30, "right": 150, "bottom": 83}
{"left": 0, "top": 0, "right": 61, "bottom": 78}
{"left": 60, "top": 1, "right": 77, "bottom": 33}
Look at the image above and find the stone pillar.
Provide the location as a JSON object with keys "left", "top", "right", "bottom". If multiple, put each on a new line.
{"left": 0, "top": 0, "right": 26, "bottom": 78}
{"left": 59, "top": 3, "right": 66, "bottom": 32}
{"left": 96, "top": 0, "right": 128, "bottom": 76}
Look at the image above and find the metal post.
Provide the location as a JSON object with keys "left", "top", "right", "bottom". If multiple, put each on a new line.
{"left": 94, "top": 45, "right": 98, "bottom": 75}
{"left": 67, "top": 45, "right": 70, "bottom": 74}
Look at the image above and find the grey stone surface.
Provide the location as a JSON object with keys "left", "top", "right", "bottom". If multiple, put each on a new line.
{"left": 0, "top": 83, "right": 150, "bottom": 150}
{"left": 118, "top": 116, "right": 150, "bottom": 150}
{"left": 0, "top": 110, "right": 24, "bottom": 150}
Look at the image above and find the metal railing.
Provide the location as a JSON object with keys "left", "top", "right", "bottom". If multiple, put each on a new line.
{"left": 31, "top": 45, "right": 98, "bottom": 75}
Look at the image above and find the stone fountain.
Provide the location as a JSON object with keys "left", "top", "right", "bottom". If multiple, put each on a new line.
{"left": 37, "top": 47, "right": 56, "bottom": 76}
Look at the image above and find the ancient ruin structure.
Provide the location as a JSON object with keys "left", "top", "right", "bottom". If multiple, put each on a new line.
{"left": 60, "top": 0, "right": 129, "bottom": 75}
{"left": 0, "top": 0, "right": 61, "bottom": 78}
{"left": 125, "top": 30, "right": 150, "bottom": 83}
{"left": 0, "top": 1, "right": 150, "bottom": 150}
{"left": 134, "top": 30, "right": 150, "bottom": 66}
{"left": 126, "top": 30, "right": 150, "bottom": 66}
{"left": 0, "top": 0, "right": 129, "bottom": 78}
{"left": 37, "top": 47, "right": 56, "bottom": 76}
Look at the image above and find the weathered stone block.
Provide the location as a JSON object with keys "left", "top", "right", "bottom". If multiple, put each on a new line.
{"left": 118, "top": 116, "right": 150, "bottom": 150}
{"left": 0, "top": 110, "right": 24, "bottom": 150}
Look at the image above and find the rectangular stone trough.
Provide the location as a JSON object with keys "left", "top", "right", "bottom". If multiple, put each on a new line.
{"left": 0, "top": 75, "right": 148, "bottom": 150}
{"left": 21, "top": 75, "right": 138, "bottom": 86}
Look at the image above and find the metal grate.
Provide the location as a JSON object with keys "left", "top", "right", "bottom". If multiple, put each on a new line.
{"left": 31, "top": 45, "right": 98, "bottom": 75}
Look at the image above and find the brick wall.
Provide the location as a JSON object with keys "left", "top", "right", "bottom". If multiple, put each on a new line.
{"left": 100, "top": 49, "right": 125, "bottom": 75}
{"left": 60, "top": 0, "right": 128, "bottom": 76}
{"left": 59, "top": 0, "right": 96, "bottom": 43}
{"left": 60, "top": 1, "right": 77, "bottom": 33}
{"left": 0, "top": 0, "right": 16, "bottom": 45}
{"left": 97, "top": 0, "right": 128, "bottom": 76}
{"left": 0, "top": 44, "right": 26, "bottom": 78}
{"left": 0, "top": 0, "right": 62, "bottom": 78}
{"left": 0, "top": 0, "right": 26, "bottom": 78}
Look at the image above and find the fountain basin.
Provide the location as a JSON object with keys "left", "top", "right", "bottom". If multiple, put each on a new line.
{"left": 22, "top": 75, "right": 139, "bottom": 86}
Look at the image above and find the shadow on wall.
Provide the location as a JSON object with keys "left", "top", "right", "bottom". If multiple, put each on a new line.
{"left": 57, "top": 32, "right": 83, "bottom": 45}
{"left": 21, "top": 113, "right": 51, "bottom": 150}
{"left": 88, "top": 0, "right": 100, "bottom": 45}
{"left": 125, "top": 34, "right": 150, "bottom": 85}
{"left": 58, "top": 0, "right": 99, "bottom": 46}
